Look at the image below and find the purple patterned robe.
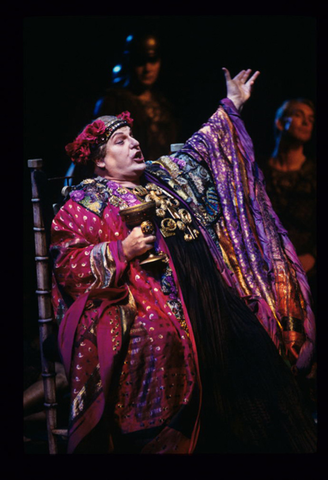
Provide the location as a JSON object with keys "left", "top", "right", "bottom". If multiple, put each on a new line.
{"left": 146, "top": 98, "right": 315, "bottom": 372}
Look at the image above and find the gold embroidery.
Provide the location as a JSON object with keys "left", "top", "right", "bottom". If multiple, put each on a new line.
{"left": 132, "top": 185, "right": 148, "bottom": 197}
{"left": 142, "top": 183, "right": 200, "bottom": 242}
{"left": 160, "top": 218, "right": 177, "bottom": 238}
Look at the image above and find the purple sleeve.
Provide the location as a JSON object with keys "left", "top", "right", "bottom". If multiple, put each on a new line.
{"left": 178, "top": 98, "right": 316, "bottom": 374}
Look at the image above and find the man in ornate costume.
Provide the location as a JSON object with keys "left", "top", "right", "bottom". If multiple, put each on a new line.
{"left": 50, "top": 68, "right": 317, "bottom": 453}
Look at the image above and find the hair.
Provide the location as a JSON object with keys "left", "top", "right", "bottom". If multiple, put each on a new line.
{"left": 273, "top": 98, "right": 315, "bottom": 140}
{"left": 72, "top": 115, "right": 118, "bottom": 182}
{"left": 86, "top": 115, "right": 118, "bottom": 167}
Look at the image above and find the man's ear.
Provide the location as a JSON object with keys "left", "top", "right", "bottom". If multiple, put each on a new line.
{"left": 275, "top": 118, "right": 285, "bottom": 132}
{"left": 95, "top": 159, "right": 106, "bottom": 169}
{"left": 276, "top": 116, "right": 292, "bottom": 132}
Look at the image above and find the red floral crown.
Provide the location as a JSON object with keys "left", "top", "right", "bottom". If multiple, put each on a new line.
{"left": 65, "top": 111, "right": 134, "bottom": 165}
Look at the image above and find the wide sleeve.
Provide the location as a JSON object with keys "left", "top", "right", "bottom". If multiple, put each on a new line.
{"left": 177, "top": 99, "right": 316, "bottom": 374}
{"left": 50, "top": 199, "right": 128, "bottom": 303}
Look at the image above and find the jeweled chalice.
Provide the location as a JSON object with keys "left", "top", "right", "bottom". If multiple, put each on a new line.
{"left": 119, "top": 201, "right": 166, "bottom": 265}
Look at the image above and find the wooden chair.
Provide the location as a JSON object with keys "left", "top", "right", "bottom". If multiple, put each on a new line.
{"left": 27, "top": 158, "right": 71, "bottom": 454}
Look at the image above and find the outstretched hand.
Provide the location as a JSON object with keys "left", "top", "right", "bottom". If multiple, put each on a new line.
{"left": 222, "top": 68, "right": 260, "bottom": 112}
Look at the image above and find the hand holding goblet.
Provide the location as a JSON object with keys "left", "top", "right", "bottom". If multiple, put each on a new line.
{"left": 119, "top": 201, "right": 166, "bottom": 265}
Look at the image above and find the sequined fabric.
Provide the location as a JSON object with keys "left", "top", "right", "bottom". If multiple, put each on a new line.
{"left": 51, "top": 190, "right": 200, "bottom": 454}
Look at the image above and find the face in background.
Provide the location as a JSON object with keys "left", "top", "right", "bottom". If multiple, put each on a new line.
{"left": 129, "top": 33, "right": 162, "bottom": 90}
{"left": 277, "top": 102, "right": 315, "bottom": 143}
{"left": 134, "top": 58, "right": 161, "bottom": 88}
{"left": 96, "top": 126, "right": 145, "bottom": 184}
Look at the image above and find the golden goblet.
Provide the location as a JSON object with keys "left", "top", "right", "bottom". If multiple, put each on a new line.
{"left": 119, "top": 201, "right": 166, "bottom": 265}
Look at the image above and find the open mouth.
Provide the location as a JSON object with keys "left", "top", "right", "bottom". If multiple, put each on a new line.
{"left": 134, "top": 151, "right": 144, "bottom": 162}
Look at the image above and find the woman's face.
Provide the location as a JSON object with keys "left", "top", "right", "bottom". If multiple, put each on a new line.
{"left": 96, "top": 126, "right": 145, "bottom": 186}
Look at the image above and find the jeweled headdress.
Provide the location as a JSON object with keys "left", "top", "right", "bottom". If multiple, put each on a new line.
{"left": 65, "top": 111, "right": 134, "bottom": 165}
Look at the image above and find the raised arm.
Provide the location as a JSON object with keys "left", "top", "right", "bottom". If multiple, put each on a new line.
{"left": 171, "top": 68, "right": 316, "bottom": 376}
{"left": 223, "top": 67, "right": 260, "bottom": 112}
{"left": 178, "top": 67, "right": 260, "bottom": 169}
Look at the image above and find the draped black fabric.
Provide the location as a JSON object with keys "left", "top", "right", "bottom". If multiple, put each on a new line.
{"left": 158, "top": 208, "right": 317, "bottom": 453}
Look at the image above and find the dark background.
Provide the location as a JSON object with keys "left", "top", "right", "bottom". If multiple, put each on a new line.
{"left": 23, "top": 15, "right": 317, "bottom": 340}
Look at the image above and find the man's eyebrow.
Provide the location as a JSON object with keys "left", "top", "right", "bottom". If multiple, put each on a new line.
{"left": 294, "top": 108, "right": 314, "bottom": 116}
{"left": 112, "top": 128, "right": 131, "bottom": 138}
